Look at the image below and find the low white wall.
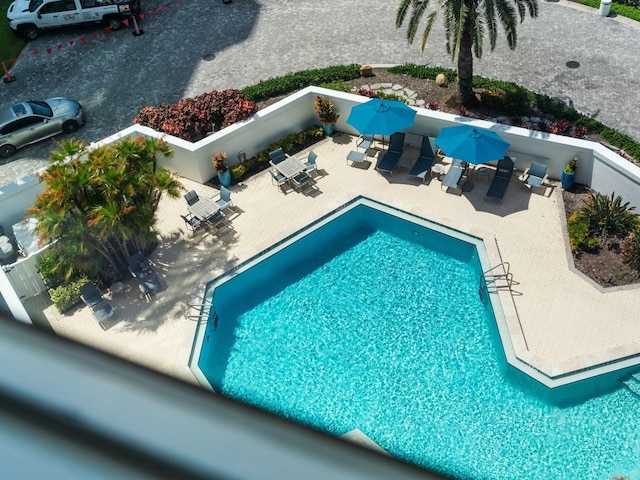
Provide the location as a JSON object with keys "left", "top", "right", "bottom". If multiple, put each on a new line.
{"left": 590, "top": 143, "right": 640, "bottom": 202}
{"left": 2, "top": 86, "right": 640, "bottom": 237}
{"left": 104, "top": 89, "right": 320, "bottom": 184}
{"left": 0, "top": 176, "right": 44, "bottom": 238}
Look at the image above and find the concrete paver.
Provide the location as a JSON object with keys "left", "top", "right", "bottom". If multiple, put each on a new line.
{"left": 32, "top": 137, "right": 640, "bottom": 385}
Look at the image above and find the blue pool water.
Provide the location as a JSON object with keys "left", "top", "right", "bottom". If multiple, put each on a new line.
{"left": 196, "top": 200, "right": 640, "bottom": 480}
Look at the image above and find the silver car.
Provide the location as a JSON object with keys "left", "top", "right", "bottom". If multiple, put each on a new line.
{"left": 0, "top": 97, "right": 86, "bottom": 158}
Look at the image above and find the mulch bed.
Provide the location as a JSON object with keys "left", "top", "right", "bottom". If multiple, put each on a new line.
{"left": 562, "top": 185, "right": 639, "bottom": 287}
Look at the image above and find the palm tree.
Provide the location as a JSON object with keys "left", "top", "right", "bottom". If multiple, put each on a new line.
{"left": 29, "top": 137, "right": 182, "bottom": 283}
{"left": 396, "top": 0, "right": 538, "bottom": 104}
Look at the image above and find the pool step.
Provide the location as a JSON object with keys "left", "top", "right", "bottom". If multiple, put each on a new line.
{"left": 620, "top": 373, "right": 640, "bottom": 399}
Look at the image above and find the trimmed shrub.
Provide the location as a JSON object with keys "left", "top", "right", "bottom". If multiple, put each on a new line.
{"left": 388, "top": 64, "right": 457, "bottom": 83}
{"left": 567, "top": 211, "right": 599, "bottom": 252}
{"left": 230, "top": 161, "right": 250, "bottom": 181}
{"left": 319, "top": 79, "right": 353, "bottom": 92}
{"left": 253, "top": 126, "right": 324, "bottom": 165}
{"left": 241, "top": 65, "right": 361, "bottom": 102}
{"left": 474, "top": 79, "right": 531, "bottom": 115}
{"left": 622, "top": 231, "right": 640, "bottom": 271}
{"left": 49, "top": 277, "right": 90, "bottom": 314}
{"left": 574, "top": 0, "right": 640, "bottom": 21}
{"left": 600, "top": 128, "right": 640, "bottom": 163}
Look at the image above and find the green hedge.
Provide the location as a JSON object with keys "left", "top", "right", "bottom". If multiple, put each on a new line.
{"left": 567, "top": 212, "right": 599, "bottom": 252}
{"left": 253, "top": 126, "right": 325, "bottom": 165}
{"left": 390, "top": 63, "right": 640, "bottom": 162}
{"left": 388, "top": 64, "right": 457, "bottom": 83}
{"left": 49, "top": 277, "right": 90, "bottom": 313}
{"left": 241, "top": 65, "right": 361, "bottom": 102}
{"left": 573, "top": 0, "right": 640, "bottom": 21}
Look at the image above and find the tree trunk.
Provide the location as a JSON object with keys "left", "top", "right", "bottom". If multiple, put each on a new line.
{"left": 457, "top": 26, "right": 476, "bottom": 105}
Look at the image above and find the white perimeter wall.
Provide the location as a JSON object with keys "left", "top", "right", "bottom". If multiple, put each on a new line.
{"left": 2, "top": 85, "right": 640, "bottom": 247}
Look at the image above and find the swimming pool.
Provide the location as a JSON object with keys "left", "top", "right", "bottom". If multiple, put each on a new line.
{"left": 191, "top": 198, "right": 640, "bottom": 479}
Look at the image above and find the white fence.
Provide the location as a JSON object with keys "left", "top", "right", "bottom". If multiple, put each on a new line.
{"left": 1, "top": 86, "right": 640, "bottom": 306}
{"left": 3, "top": 252, "right": 47, "bottom": 300}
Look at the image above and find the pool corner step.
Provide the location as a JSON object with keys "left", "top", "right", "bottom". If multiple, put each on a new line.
{"left": 620, "top": 373, "right": 640, "bottom": 399}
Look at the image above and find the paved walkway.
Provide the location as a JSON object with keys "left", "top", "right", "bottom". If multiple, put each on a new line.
{"left": 1, "top": 0, "right": 640, "bottom": 186}
{"left": 27, "top": 136, "right": 640, "bottom": 386}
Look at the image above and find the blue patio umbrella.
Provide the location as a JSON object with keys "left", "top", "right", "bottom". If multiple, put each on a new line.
{"left": 346, "top": 98, "right": 417, "bottom": 136}
{"left": 435, "top": 125, "right": 510, "bottom": 165}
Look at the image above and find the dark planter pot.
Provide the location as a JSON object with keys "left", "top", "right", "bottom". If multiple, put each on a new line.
{"left": 561, "top": 170, "right": 575, "bottom": 190}
{"left": 322, "top": 122, "right": 335, "bottom": 136}
{"left": 217, "top": 170, "right": 231, "bottom": 187}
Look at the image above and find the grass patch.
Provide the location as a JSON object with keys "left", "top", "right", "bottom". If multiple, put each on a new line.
{"left": 0, "top": 0, "right": 24, "bottom": 68}
{"left": 572, "top": 0, "right": 640, "bottom": 21}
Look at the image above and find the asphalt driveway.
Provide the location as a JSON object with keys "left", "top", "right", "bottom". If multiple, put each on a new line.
{"left": 1, "top": 0, "right": 640, "bottom": 186}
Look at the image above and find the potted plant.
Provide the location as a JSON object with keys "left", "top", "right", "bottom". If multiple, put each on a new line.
{"left": 314, "top": 95, "right": 339, "bottom": 136}
{"left": 561, "top": 156, "right": 579, "bottom": 190}
{"left": 212, "top": 152, "right": 231, "bottom": 187}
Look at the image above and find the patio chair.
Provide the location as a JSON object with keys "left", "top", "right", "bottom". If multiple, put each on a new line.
{"left": 206, "top": 210, "right": 227, "bottom": 233}
{"left": 375, "top": 132, "right": 405, "bottom": 175}
{"left": 80, "top": 282, "right": 105, "bottom": 309}
{"left": 356, "top": 134, "right": 374, "bottom": 152}
{"left": 269, "top": 170, "right": 287, "bottom": 190}
{"left": 347, "top": 150, "right": 367, "bottom": 167}
{"left": 128, "top": 251, "right": 154, "bottom": 280}
{"left": 521, "top": 161, "right": 549, "bottom": 190}
{"left": 138, "top": 274, "right": 163, "bottom": 302}
{"left": 91, "top": 303, "right": 116, "bottom": 329}
{"left": 304, "top": 151, "right": 318, "bottom": 175}
{"left": 214, "top": 186, "right": 233, "bottom": 212}
{"left": 486, "top": 155, "right": 515, "bottom": 199}
{"left": 292, "top": 172, "right": 312, "bottom": 192}
{"left": 441, "top": 159, "right": 468, "bottom": 191}
{"left": 183, "top": 190, "right": 199, "bottom": 206}
{"left": 409, "top": 136, "right": 436, "bottom": 182}
{"left": 180, "top": 213, "right": 203, "bottom": 232}
{"left": 268, "top": 147, "right": 289, "bottom": 165}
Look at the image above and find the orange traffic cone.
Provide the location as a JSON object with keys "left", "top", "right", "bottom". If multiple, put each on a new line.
{"left": 2, "top": 61, "right": 15, "bottom": 83}
{"left": 132, "top": 15, "right": 144, "bottom": 36}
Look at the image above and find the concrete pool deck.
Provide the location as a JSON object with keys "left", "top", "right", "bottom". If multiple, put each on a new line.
{"left": 26, "top": 134, "right": 640, "bottom": 387}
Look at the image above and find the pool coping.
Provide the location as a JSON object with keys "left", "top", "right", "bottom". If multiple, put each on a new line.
{"left": 188, "top": 196, "right": 640, "bottom": 389}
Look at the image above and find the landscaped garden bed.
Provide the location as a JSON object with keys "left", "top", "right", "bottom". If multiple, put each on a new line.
{"left": 563, "top": 186, "right": 640, "bottom": 287}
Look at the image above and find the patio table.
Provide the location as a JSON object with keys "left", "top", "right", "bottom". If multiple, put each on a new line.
{"left": 189, "top": 197, "right": 220, "bottom": 221}
{"left": 272, "top": 156, "right": 306, "bottom": 181}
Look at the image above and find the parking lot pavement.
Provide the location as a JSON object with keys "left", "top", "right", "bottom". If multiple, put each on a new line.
{"left": 2, "top": 0, "right": 640, "bottom": 186}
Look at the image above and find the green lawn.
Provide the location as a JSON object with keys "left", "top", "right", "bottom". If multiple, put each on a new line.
{"left": 0, "top": 0, "right": 24, "bottom": 68}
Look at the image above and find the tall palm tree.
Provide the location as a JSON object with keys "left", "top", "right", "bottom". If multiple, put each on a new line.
{"left": 396, "top": 0, "right": 538, "bottom": 104}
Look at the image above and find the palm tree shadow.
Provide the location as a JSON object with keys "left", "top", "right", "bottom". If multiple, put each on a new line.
{"left": 114, "top": 227, "right": 238, "bottom": 333}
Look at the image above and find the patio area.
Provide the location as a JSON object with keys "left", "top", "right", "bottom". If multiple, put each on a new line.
{"left": 26, "top": 133, "right": 640, "bottom": 386}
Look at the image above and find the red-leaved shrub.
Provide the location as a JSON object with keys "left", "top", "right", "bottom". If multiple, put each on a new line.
{"left": 133, "top": 89, "right": 257, "bottom": 142}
